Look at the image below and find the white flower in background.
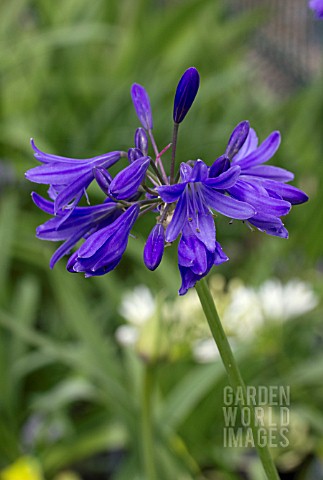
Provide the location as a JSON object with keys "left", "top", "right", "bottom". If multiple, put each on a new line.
{"left": 219, "top": 277, "right": 318, "bottom": 342}
{"left": 115, "top": 278, "right": 318, "bottom": 362}
{"left": 222, "top": 284, "right": 264, "bottom": 340}
{"left": 258, "top": 279, "right": 318, "bottom": 321}
{"left": 118, "top": 285, "right": 155, "bottom": 325}
{"left": 116, "top": 285, "right": 155, "bottom": 349}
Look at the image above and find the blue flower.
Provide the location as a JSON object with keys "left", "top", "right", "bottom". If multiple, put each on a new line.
{"left": 26, "top": 68, "right": 309, "bottom": 294}
{"left": 178, "top": 225, "right": 228, "bottom": 295}
{"left": 26, "top": 140, "right": 120, "bottom": 213}
{"left": 32, "top": 192, "right": 121, "bottom": 269}
{"left": 67, "top": 204, "right": 140, "bottom": 277}
{"left": 226, "top": 123, "right": 308, "bottom": 237}
{"left": 309, "top": 0, "right": 323, "bottom": 18}
{"left": 157, "top": 159, "right": 256, "bottom": 248}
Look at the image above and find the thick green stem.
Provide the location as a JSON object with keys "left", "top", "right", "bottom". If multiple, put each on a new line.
{"left": 141, "top": 363, "right": 158, "bottom": 480}
{"left": 195, "top": 278, "right": 280, "bottom": 480}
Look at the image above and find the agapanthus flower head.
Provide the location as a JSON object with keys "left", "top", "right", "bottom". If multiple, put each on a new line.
{"left": 309, "top": 0, "right": 323, "bottom": 18}
{"left": 173, "top": 67, "right": 200, "bottom": 124}
{"left": 26, "top": 67, "right": 308, "bottom": 294}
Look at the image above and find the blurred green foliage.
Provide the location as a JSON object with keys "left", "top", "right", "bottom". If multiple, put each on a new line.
{"left": 0, "top": 0, "right": 322, "bottom": 478}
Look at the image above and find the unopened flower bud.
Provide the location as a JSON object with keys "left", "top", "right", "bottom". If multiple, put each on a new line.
{"left": 93, "top": 166, "right": 112, "bottom": 195}
{"left": 109, "top": 156, "right": 150, "bottom": 200}
{"left": 143, "top": 224, "right": 165, "bottom": 271}
{"left": 131, "top": 83, "right": 153, "bottom": 130}
{"left": 173, "top": 67, "right": 200, "bottom": 124}
{"left": 128, "top": 148, "right": 144, "bottom": 163}
{"left": 135, "top": 128, "right": 148, "bottom": 155}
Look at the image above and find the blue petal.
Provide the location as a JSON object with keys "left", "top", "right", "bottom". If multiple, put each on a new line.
{"left": 228, "top": 181, "right": 291, "bottom": 216}
{"left": 178, "top": 242, "right": 215, "bottom": 295}
{"left": 31, "top": 192, "right": 55, "bottom": 214}
{"left": 157, "top": 182, "right": 187, "bottom": 203}
{"left": 202, "top": 186, "right": 256, "bottom": 219}
{"left": 31, "top": 139, "right": 95, "bottom": 164}
{"left": 54, "top": 171, "right": 93, "bottom": 212}
{"left": 214, "top": 241, "right": 229, "bottom": 265}
{"left": 204, "top": 165, "right": 241, "bottom": 189}
{"left": 78, "top": 204, "right": 139, "bottom": 259}
{"left": 180, "top": 162, "right": 193, "bottom": 182}
{"left": 178, "top": 233, "right": 208, "bottom": 274}
{"left": 189, "top": 160, "right": 208, "bottom": 182}
{"left": 187, "top": 212, "right": 216, "bottom": 252}
{"left": 236, "top": 131, "right": 281, "bottom": 170}
{"left": 49, "top": 233, "right": 85, "bottom": 269}
{"left": 244, "top": 165, "right": 294, "bottom": 182}
{"left": 209, "top": 155, "right": 230, "bottom": 178}
{"left": 248, "top": 214, "right": 289, "bottom": 238}
{"left": 165, "top": 191, "right": 188, "bottom": 242}
{"left": 225, "top": 121, "right": 250, "bottom": 160}
{"left": 25, "top": 163, "right": 92, "bottom": 184}
{"left": 90, "top": 230, "right": 130, "bottom": 271}
{"left": 232, "top": 128, "right": 258, "bottom": 163}
{"left": 260, "top": 179, "right": 309, "bottom": 205}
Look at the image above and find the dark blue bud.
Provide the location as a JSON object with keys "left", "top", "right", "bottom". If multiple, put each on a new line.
{"left": 109, "top": 156, "right": 150, "bottom": 200}
{"left": 135, "top": 128, "right": 148, "bottom": 155}
{"left": 93, "top": 167, "right": 112, "bottom": 195}
{"left": 143, "top": 224, "right": 165, "bottom": 271}
{"left": 173, "top": 67, "right": 200, "bottom": 124}
{"left": 128, "top": 148, "right": 143, "bottom": 163}
{"left": 225, "top": 121, "right": 250, "bottom": 160}
{"left": 131, "top": 83, "right": 153, "bottom": 130}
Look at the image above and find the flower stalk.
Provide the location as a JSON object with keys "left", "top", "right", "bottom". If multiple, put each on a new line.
{"left": 195, "top": 278, "right": 280, "bottom": 480}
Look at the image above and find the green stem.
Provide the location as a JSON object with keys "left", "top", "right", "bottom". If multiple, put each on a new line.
{"left": 141, "top": 363, "right": 158, "bottom": 480}
{"left": 195, "top": 278, "right": 280, "bottom": 480}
